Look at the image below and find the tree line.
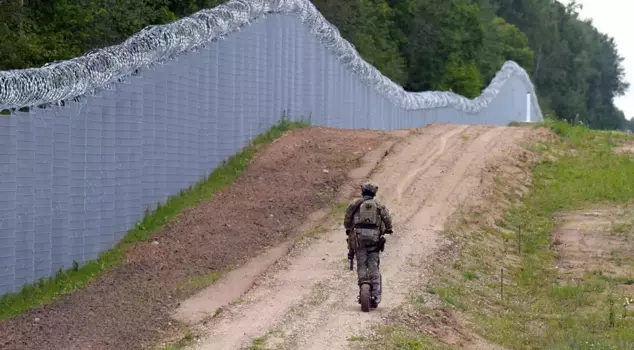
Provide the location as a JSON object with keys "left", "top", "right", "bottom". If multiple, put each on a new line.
{"left": 0, "top": 0, "right": 630, "bottom": 130}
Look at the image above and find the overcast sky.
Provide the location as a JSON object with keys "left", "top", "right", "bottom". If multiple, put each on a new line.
{"left": 558, "top": 0, "right": 633, "bottom": 119}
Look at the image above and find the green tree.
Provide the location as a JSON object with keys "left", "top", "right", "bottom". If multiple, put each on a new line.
{"left": 403, "top": 0, "right": 484, "bottom": 96}
{"left": 478, "top": 17, "right": 534, "bottom": 85}
{"left": 494, "top": 0, "right": 628, "bottom": 129}
{"left": 311, "top": 0, "right": 406, "bottom": 84}
{"left": 0, "top": 0, "right": 629, "bottom": 131}
{"left": 439, "top": 53, "right": 484, "bottom": 98}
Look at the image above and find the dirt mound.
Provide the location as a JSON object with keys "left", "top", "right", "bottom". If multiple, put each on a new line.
{"left": 0, "top": 126, "right": 387, "bottom": 350}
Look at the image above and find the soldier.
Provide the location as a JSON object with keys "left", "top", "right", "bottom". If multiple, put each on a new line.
{"left": 344, "top": 183, "right": 393, "bottom": 308}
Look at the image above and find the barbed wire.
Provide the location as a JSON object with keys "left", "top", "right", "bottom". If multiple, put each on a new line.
{"left": 0, "top": 0, "right": 542, "bottom": 118}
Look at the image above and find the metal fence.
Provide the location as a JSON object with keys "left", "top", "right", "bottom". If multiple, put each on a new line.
{"left": 0, "top": 0, "right": 543, "bottom": 297}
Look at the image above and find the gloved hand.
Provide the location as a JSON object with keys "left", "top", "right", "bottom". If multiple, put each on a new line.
{"left": 378, "top": 236, "right": 386, "bottom": 252}
{"left": 345, "top": 229, "right": 351, "bottom": 235}
{"left": 384, "top": 229, "right": 393, "bottom": 234}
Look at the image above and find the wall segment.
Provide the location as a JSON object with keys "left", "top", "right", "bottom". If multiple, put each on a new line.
{"left": 0, "top": 0, "right": 543, "bottom": 296}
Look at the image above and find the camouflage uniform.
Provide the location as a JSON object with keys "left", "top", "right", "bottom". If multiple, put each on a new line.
{"left": 344, "top": 184, "right": 393, "bottom": 305}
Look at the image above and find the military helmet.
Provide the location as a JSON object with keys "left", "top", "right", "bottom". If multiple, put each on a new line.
{"left": 361, "top": 183, "right": 378, "bottom": 197}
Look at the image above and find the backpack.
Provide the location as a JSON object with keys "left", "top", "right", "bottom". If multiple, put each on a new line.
{"left": 358, "top": 199, "right": 381, "bottom": 226}
{"left": 355, "top": 199, "right": 381, "bottom": 246}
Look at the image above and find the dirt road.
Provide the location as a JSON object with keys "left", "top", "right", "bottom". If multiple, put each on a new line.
{"left": 184, "top": 123, "right": 534, "bottom": 350}
{"left": 0, "top": 127, "right": 388, "bottom": 350}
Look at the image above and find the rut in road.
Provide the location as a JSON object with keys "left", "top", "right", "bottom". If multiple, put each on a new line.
{"left": 188, "top": 123, "right": 533, "bottom": 350}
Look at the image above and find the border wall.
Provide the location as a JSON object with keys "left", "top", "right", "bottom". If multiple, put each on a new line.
{"left": 0, "top": 0, "right": 543, "bottom": 296}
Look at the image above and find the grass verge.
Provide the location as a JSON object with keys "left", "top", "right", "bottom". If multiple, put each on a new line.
{"left": 426, "top": 119, "right": 634, "bottom": 348}
{"left": 0, "top": 118, "right": 308, "bottom": 321}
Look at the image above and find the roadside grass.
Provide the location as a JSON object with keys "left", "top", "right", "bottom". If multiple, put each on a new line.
{"left": 332, "top": 202, "right": 349, "bottom": 221}
{"left": 424, "top": 119, "right": 634, "bottom": 348}
{"left": 177, "top": 272, "right": 221, "bottom": 292}
{"left": 244, "top": 329, "right": 284, "bottom": 350}
{"left": 246, "top": 336, "right": 267, "bottom": 350}
{"left": 295, "top": 201, "right": 350, "bottom": 243}
{"left": 370, "top": 325, "right": 450, "bottom": 350}
{"left": 160, "top": 331, "right": 197, "bottom": 350}
{"left": 356, "top": 312, "right": 453, "bottom": 350}
{"left": 0, "top": 118, "right": 309, "bottom": 321}
{"left": 374, "top": 326, "right": 451, "bottom": 350}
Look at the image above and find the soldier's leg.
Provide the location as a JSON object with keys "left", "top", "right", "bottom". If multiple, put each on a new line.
{"left": 355, "top": 245, "right": 370, "bottom": 286}
{"left": 368, "top": 250, "right": 381, "bottom": 302}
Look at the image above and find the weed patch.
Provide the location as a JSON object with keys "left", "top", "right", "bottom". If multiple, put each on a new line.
{"left": 177, "top": 272, "right": 221, "bottom": 293}
{"left": 160, "top": 331, "right": 197, "bottom": 350}
{"left": 247, "top": 336, "right": 267, "bottom": 350}
{"left": 332, "top": 202, "right": 349, "bottom": 221}
{"left": 363, "top": 324, "right": 452, "bottom": 350}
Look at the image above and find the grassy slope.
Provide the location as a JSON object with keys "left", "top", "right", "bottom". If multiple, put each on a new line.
{"left": 364, "top": 120, "right": 634, "bottom": 349}
{"left": 0, "top": 119, "right": 308, "bottom": 320}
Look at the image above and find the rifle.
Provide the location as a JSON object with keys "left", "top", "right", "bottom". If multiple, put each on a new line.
{"left": 344, "top": 199, "right": 365, "bottom": 272}
{"left": 346, "top": 233, "right": 355, "bottom": 270}
{"left": 348, "top": 249, "right": 354, "bottom": 271}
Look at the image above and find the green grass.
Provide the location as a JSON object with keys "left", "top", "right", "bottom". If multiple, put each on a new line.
{"left": 365, "top": 325, "right": 452, "bottom": 350}
{"left": 246, "top": 336, "right": 267, "bottom": 350}
{"left": 160, "top": 332, "right": 196, "bottom": 350}
{"left": 426, "top": 119, "right": 634, "bottom": 349}
{"left": 347, "top": 336, "right": 367, "bottom": 342}
{"left": 177, "top": 272, "right": 221, "bottom": 292}
{"left": 0, "top": 118, "right": 308, "bottom": 320}
{"left": 333, "top": 202, "right": 349, "bottom": 221}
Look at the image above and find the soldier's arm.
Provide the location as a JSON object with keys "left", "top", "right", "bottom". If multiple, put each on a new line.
{"left": 379, "top": 205, "right": 393, "bottom": 232}
{"left": 343, "top": 200, "right": 361, "bottom": 230}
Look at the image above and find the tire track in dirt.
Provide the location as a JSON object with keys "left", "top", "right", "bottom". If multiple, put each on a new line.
{"left": 394, "top": 124, "right": 469, "bottom": 203}
{"left": 187, "top": 124, "right": 532, "bottom": 350}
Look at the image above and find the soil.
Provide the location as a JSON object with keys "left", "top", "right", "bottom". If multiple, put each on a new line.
{"left": 614, "top": 144, "right": 634, "bottom": 155}
{"left": 553, "top": 207, "right": 634, "bottom": 279}
{"left": 0, "top": 126, "right": 388, "bottom": 350}
{"left": 170, "top": 133, "right": 400, "bottom": 327}
{"left": 551, "top": 206, "right": 634, "bottom": 315}
{"left": 187, "top": 123, "right": 539, "bottom": 350}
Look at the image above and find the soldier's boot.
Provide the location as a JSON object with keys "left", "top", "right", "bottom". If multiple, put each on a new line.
{"left": 356, "top": 285, "right": 364, "bottom": 304}
{"left": 370, "top": 275, "right": 382, "bottom": 308}
{"left": 357, "top": 280, "right": 371, "bottom": 304}
{"left": 370, "top": 287, "right": 381, "bottom": 308}
{"left": 370, "top": 295, "right": 380, "bottom": 308}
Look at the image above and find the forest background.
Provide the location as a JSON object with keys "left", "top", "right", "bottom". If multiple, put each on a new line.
{"left": 0, "top": 0, "right": 629, "bottom": 130}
